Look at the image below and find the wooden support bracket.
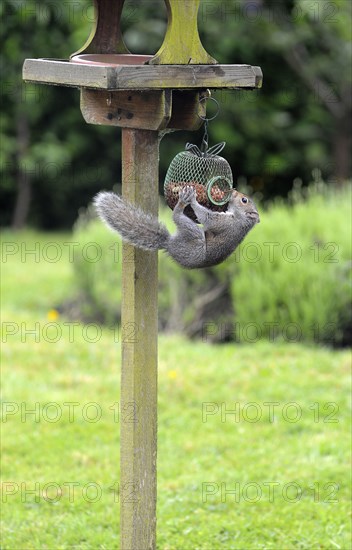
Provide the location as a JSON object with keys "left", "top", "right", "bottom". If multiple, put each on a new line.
{"left": 80, "top": 89, "right": 207, "bottom": 131}
{"left": 81, "top": 90, "right": 172, "bottom": 131}
{"left": 167, "top": 90, "right": 207, "bottom": 130}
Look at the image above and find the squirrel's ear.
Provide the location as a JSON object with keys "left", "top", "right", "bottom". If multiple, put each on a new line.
{"left": 231, "top": 189, "right": 239, "bottom": 198}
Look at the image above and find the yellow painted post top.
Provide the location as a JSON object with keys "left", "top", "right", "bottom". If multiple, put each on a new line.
{"left": 150, "top": 0, "right": 217, "bottom": 65}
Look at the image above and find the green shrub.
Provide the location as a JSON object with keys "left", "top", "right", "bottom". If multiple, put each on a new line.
{"left": 229, "top": 183, "right": 351, "bottom": 345}
{"left": 71, "top": 210, "right": 122, "bottom": 324}
{"left": 70, "top": 183, "right": 351, "bottom": 346}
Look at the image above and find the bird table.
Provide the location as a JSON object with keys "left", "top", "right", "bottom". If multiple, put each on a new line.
{"left": 23, "top": 1, "right": 262, "bottom": 548}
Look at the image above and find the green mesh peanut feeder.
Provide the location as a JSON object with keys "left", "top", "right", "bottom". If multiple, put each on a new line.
{"left": 164, "top": 97, "right": 233, "bottom": 221}
{"left": 164, "top": 142, "right": 233, "bottom": 220}
{"left": 164, "top": 102, "right": 233, "bottom": 221}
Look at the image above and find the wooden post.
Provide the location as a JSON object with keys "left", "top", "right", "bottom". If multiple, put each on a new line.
{"left": 120, "top": 129, "right": 159, "bottom": 550}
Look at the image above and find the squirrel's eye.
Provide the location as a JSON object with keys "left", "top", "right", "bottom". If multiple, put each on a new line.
{"left": 241, "top": 197, "right": 248, "bottom": 204}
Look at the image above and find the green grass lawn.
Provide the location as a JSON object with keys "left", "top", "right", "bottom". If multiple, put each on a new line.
{"left": 1, "top": 231, "right": 351, "bottom": 549}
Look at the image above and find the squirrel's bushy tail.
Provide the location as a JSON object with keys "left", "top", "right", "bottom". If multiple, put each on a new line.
{"left": 94, "top": 191, "right": 170, "bottom": 251}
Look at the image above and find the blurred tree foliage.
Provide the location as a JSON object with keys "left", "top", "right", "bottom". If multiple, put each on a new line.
{"left": 0, "top": 0, "right": 351, "bottom": 229}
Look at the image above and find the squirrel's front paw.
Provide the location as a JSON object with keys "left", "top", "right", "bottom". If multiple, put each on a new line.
{"left": 179, "top": 185, "right": 196, "bottom": 205}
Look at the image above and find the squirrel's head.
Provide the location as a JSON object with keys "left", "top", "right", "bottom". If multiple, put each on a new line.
{"left": 228, "top": 190, "right": 260, "bottom": 225}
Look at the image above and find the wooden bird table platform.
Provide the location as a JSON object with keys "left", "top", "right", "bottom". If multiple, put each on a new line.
{"left": 23, "top": 1, "right": 262, "bottom": 548}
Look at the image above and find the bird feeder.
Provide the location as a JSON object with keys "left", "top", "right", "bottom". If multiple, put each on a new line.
{"left": 23, "top": 1, "right": 262, "bottom": 549}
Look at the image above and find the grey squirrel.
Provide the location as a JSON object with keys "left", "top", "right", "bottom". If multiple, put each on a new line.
{"left": 94, "top": 186, "right": 260, "bottom": 269}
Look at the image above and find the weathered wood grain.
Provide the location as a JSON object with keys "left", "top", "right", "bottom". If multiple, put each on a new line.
{"left": 23, "top": 59, "right": 263, "bottom": 90}
{"left": 71, "top": 0, "right": 129, "bottom": 58}
{"left": 80, "top": 89, "right": 172, "bottom": 130}
{"left": 80, "top": 89, "right": 208, "bottom": 130}
{"left": 23, "top": 59, "right": 109, "bottom": 89}
{"left": 120, "top": 129, "right": 159, "bottom": 550}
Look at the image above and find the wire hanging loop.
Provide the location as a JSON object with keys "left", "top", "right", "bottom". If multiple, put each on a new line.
{"left": 198, "top": 95, "right": 221, "bottom": 123}
{"left": 197, "top": 96, "right": 222, "bottom": 155}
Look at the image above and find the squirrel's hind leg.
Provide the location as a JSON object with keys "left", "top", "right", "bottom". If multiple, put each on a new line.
{"left": 167, "top": 188, "right": 207, "bottom": 267}
{"left": 172, "top": 204, "right": 205, "bottom": 241}
{"left": 169, "top": 207, "right": 206, "bottom": 268}
{"left": 172, "top": 186, "right": 204, "bottom": 240}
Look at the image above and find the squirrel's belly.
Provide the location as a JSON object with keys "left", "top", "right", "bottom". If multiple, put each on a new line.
{"left": 203, "top": 239, "right": 236, "bottom": 267}
{"left": 168, "top": 240, "right": 207, "bottom": 269}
